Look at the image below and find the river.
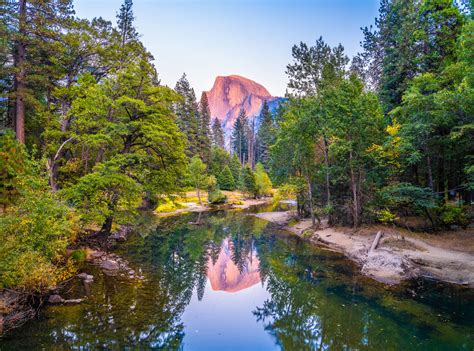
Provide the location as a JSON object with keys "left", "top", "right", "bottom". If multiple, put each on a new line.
{"left": 1, "top": 208, "right": 473, "bottom": 350}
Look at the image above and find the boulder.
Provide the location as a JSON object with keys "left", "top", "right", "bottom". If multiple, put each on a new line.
{"left": 77, "top": 273, "right": 94, "bottom": 283}
{"left": 48, "top": 294, "right": 65, "bottom": 304}
{"left": 100, "top": 259, "right": 120, "bottom": 271}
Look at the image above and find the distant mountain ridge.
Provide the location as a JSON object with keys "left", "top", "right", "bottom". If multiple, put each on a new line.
{"left": 205, "top": 75, "right": 283, "bottom": 134}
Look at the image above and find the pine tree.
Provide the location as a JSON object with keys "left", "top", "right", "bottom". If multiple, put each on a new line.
{"left": 219, "top": 165, "right": 236, "bottom": 190}
{"left": 117, "top": 0, "right": 139, "bottom": 48}
{"left": 3, "top": 0, "right": 74, "bottom": 143}
{"left": 212, "top": 118, "right": 225, "bottom": 148}
{"left": 174, "top": 73, "right": 200, "bottom": 157}
{"left": 230, "top": 153, "right": 242, "bottom": 187}
{"left": 246, "top": 116, "right": 256, "bottom": 168}
{"left": 198, "top": 92, "right": 212, "bottom": 165}
{"left": 231, "top": 109, "right": 248, "bottom": 164}
{"left": 256, "top": 101, "right": 275, "bottom": 169}
{"left": 286, "top": 37, "right": 348, "bottom": 96}
{"left": 242, "top": 163, "right": 257, "bottom": 198}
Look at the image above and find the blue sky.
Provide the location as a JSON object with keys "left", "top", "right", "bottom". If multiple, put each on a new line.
{"left": 74, "top": 0, "right": 379, "bottom": 96}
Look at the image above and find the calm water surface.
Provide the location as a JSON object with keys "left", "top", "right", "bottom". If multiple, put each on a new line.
{"left": 2, "top": 209, "right": 473, "bottom": 350}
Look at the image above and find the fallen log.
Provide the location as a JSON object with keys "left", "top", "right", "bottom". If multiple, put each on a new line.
{"left": 369, "top": 230, "right": 383, "bottom": 254}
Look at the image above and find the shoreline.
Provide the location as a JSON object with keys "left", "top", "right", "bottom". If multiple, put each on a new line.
{"left": 155, "top": 197, "right": 272, "bottom": 217}
{"left": 0, "top": 197, "right": 271, "bottom": 336}
{"left": 254, "top": 211, "right": 474, "bottom": 288}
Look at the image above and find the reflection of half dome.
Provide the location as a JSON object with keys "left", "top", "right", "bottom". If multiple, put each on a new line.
{"left": 207, "top": 238, "right": 261, "bottom": 293}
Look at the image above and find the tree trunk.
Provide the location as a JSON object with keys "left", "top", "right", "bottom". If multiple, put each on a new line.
{"left": 197, "top": 188, "right": 202, "bottom": 205}
{"left": 323, "top": 137, "right": 331, "bottom": 207}
{"left": 426, "top": 154, "right": 434, "bottom": 190}
{"left": 101, "top": 215, "right": 114, "bottom": 234}
{"left": 47, "top": 137, "right": 74, "bottom": 191}
{"left": 349, "top": 150, "right": 360, "bottom": 228}
{"left": 15, "top": 0, "right": 27, "bottom": 143}
{"left": 305, "top": 173, "right": 316, "bottom": 226}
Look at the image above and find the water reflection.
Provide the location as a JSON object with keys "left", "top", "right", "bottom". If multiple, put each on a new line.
{"left": 207, "top": 238, "right": 261, "bottom": 293}
{"left": 1, "top": 210, "right": 473, "bottom": 350}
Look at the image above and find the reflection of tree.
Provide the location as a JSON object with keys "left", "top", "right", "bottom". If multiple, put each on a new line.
{"left": 195, "top": 243, "right": 210, "bottom": 301}
{"left": 6, "top": 212, "right": 473, "bottom": 350}
{"left": 253, "top": 234, "right": 474, "bottom": 350}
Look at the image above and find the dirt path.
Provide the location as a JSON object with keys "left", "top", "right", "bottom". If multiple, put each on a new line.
{"left": 254, "top": 211, "right": 474, "bottom": 287}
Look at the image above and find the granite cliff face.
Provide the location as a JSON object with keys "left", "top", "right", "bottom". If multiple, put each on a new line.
{"left": 205, "top": 75, "right": 281, "bottom": 133}
{"left": 206, "top": 238, "right": 261, "bottom": 293}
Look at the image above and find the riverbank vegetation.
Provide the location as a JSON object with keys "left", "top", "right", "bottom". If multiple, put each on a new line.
{"left": 0, "top": 0, "right": 272, "bottom": 293}
{"left": 0, "top": 0, "right": 472, "bottom": 298}
{"left": 267, "top": 0, "right": 473, "bottom": 230}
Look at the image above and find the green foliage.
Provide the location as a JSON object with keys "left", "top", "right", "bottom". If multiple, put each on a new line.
{"left": 0, "top": 130, "right": 27, "bottom": 208}
{"left": 232, "top": 109, "right": 248, "bottom": 163}
{"left": 208, "top": 189, "right": 227, "bottom": 204}
{"left": 437, "top": 204, "right": 470, "bottom": 228}
{"left": 242, "top": 164, "right": 258, "bottom": 198}
{"left": 219, "top": 165, "right": 236, "bottom": 190}
{"left": 256, "top": 101, "right": 276, "bottom": 168}
{"left": 255, "top": 163, "right": 273, "bottom": 197}
{"left": 0, "top": 159, "right": 78, "bottom": 290}
{"left": 211, "top": 118, "right": 225, "bottom": 148}
{"left": 71, "top": 249, "right": 87, "bottom": 263}
{"left": 189, "top": 156, "right": 208, "bottom": 204}
{"left": 206, "top": 175, "right": 227, "bottom": 204}
{"left": 380, "top": 183, "right": 437, "bottom": 214}
{"left": 376, "top": 208, "right": 399, "bottom": 224}
{"left": 64, "top": 160, "right": 142, "bottom": 227}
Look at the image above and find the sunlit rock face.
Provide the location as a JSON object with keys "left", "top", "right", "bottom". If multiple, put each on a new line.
{"left": 205, "top": 75, "right": 281, "bottom": 134}
{"left": 207, "top": 238, "right": 261, "bottom": 293}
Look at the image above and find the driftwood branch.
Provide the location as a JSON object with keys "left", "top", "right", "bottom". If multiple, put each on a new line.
{"left": 369, "top": 230, "right": 383, "bottom": 254}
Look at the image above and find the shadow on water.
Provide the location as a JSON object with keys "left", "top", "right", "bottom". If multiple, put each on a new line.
{"left": 1, "top": 210, "right": 473, "bottom": 350}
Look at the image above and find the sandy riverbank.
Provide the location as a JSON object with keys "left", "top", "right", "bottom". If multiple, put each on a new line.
{"left": 156, "top": 191, "right": 271, "bottom": 217}
{"left": 254, "top": 211, "right": 474, "bottom": 287}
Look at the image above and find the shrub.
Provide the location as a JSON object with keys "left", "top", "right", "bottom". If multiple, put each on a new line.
{"left": 208, "top": 189, "right": 227, "bottom": 204}
{"left": 207, "top": 175, "right": 227, "bottom": 204}
{"left": 437, "top": 204, "right": 469, "bottom": 228}
{"left": 255, "top": 163, "right": 272, "bottom": 197}
{"left": 0, "top": 189, "right": 78, "bottom": 291}
{"left": 71, "top": 249, "right": 87, "bottom": 263}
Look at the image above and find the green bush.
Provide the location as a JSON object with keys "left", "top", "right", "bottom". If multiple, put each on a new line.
{"left": 71, "top": 249, "right": 87, "bottom": 263}
{"left": 255, "top": 163, "right": 272, "bottom": 197}
{"left": 0, "top": 189, "right": 78, "bottom": 291}
{"left": 208, "top": 189, "right": 227, "bottom": 204}
{"left": 437, "top": 204, "right": 469, "bottom": 228}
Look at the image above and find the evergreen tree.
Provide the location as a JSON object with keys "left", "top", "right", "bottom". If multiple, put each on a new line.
{"left": 212, "top": 118, "right": 225, "bottom": 148}
{"left": 2, "top": 0, "right": 74, "bottom": 143}
{"left": 230, "top": 153, "right": 242, "bottom": 186}
{"left": 198, "top": 92, "right": 212, "bottom": 165}
{"left": 219, "top": 165, "right": 236, "bottom": 190}
{"left": 242, "top": 164, "right": 258, "bottom": 198}
{"left": 286, "top": 37, "right": 348, "bottom": 96}
{"left": 231, "top": 109, "right": 248, "bottom": 164}
{"left": 256, "top": 101, "right": 275, "bottom": 169}
{"left": 174, "top": 73, "right": 200, "bottom": 157}
{"left": 117, "top": 0, "right": 139, "bottom": 47}
{"left": 189, "top": 156, "right": 207, "bottom": 205}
